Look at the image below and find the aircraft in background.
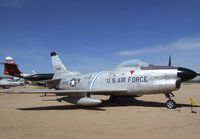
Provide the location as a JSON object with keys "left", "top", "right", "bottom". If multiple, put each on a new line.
{"left": 19, "top": 52, "right": 197, "bottom": 109}
{"left": 0, "top": 75, "right": 14, "bottom": 80}
{"left": 0, "top": 78, "right": 24, "bottom": 89}
{"left": 0, "top": 56, "right": 54, "bottom": 85}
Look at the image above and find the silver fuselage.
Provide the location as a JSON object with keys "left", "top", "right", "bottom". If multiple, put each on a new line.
{"left": 56, "top": 67, "right": 179, "bottom": 96}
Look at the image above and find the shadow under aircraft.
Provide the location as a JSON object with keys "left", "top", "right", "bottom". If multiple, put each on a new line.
{"left": 17, "top": 97, "right": 199, "bottom": 111}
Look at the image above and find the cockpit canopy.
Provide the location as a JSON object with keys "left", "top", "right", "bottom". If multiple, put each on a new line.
{"left": 117, "top": 59, "right": 150, "bottom": 68}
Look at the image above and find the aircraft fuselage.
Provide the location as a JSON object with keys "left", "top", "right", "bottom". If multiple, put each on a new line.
{"left": 57, "top": 67, "right": 180, "bottom": 96}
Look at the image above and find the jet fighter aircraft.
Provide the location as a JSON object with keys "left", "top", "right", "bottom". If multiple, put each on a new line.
{"left": 0, "top": 78, "right": 24, "bottom": 89}
{"left": 19, "top": 52, "right": 197, "bottom": 109}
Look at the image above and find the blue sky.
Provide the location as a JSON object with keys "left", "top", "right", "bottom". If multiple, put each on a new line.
{"left": 0, "top": 0, "right": 200, "bottom": 74}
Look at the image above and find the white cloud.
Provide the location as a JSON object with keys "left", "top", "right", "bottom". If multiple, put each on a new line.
{"left": 117, "top": 46, "right": 166, "bottom": 56}
{"left": 116, "top": 36, "right": 200, "bottom": 57}
{"left": 170, "top": 36, "right": 200, "bottom": 49}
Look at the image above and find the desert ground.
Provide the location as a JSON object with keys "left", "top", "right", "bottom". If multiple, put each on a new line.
{"left": 0, "top": 84, "right": 200, "bottom": 139}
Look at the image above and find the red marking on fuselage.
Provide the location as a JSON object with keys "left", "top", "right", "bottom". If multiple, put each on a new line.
{"left": 130, "top": 70, "right": 135, "bottom": 75}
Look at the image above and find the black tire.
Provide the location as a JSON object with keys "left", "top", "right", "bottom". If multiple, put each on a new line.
{"left": 166, "top": 100, "right": 176, "bottom": 109}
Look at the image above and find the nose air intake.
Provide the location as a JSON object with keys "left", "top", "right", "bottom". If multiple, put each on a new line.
{"left": 177, "top": 67, "right": 197, "bottom": 82}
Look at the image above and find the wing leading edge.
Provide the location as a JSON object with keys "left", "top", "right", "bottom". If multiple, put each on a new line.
{"left": 9, "top": 89, "right": 127, "bottom": 95}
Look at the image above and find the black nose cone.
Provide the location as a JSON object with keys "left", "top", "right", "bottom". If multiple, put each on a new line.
{"left": 178, "top": 67, "right": 197, "bottom": 82}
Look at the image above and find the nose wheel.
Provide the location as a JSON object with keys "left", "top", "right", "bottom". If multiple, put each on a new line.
{"left": 166, "top": 99, "right": 176, "bottom": 109}
{"left": 165, "top": 92, "right": 176, "bottom": 109}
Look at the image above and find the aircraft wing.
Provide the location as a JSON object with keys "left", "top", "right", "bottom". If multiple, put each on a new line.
{"left": 7, "top": 89, "right": 127, "bottom": 95}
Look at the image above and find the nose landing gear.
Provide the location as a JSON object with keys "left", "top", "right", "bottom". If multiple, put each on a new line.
{"left": 165, "top": 92, "right": 176, "bottom": 109}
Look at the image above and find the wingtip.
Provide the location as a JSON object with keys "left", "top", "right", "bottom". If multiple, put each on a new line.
{"left": 50, "top": 51, "right": 57, "bottom": 56}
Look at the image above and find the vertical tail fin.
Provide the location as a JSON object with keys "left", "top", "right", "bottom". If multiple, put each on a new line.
{"left": 50, "top": 52, "right": 68, "bottom": 79}
{"left": 2, "top": 57, "right": 22, "bottom": 77}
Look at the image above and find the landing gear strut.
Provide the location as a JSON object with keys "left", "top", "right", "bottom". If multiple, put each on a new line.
{"left": 165, "top": 92, "right": 176, "bottom": 109}
{"left": 108, "top": 96, "right": 118, "bottom": 102}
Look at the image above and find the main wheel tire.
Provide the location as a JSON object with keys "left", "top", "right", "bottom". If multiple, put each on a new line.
{"left": 166, "top": 100, "right": 176, "bottom": 109}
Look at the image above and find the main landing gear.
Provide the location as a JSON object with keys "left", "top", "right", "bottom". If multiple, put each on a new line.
{"left": 165, "top": 92, "right": 176, "bottom": 109}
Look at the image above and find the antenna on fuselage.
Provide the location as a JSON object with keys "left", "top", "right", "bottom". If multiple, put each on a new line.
{"left": 168, "top": 55, "right": 171, "bottom": 67}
